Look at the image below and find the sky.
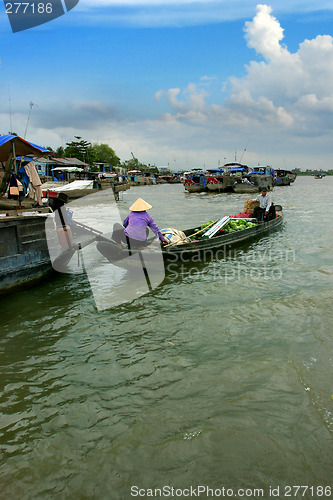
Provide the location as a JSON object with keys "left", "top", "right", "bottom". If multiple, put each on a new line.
{"left": 1, "top": 1, "right": 333, "bottom": 170}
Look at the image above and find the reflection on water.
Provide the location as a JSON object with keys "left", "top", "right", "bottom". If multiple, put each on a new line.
{"left": 0, "top": 178, "right": 332, "bottom": 498}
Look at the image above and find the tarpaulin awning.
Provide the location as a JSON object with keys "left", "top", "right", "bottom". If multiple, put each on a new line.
{"left": 51, "top": 167, "right": 84, "bottom": 172}
{"left": 0, "top": 135, "right": 49, "bottom": 162}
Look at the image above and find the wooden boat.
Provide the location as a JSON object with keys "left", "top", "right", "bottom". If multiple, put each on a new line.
{"left": 42, "top": 179, "right": 130, "bottom": 201}
{"left": 206, "top": 165, "right": 259, "bottom": 194}
{"left": 0, "top": 197, "right": 40, "bottom": 210}
{"left": 127, "top": 170, "right": 155, "bottom": 186}
{"left": 0, "top": 135, "right": 54, "bottom": 294}
{"left": 273, "top": 169, "right": 297, "bottom": 186}
{"left": 184, "top": 172, "right": 207, "bottom": 192}
{"left": 206, "top": 169, "right": 235, "bottom": 192}
{"left": 95, "top": 206, "right": 283, "bottom": 268}
{"left": 232, "top": 182, "right": 259, "bottom": 194}
{"left": 248, "top": 165, "right": 274, "bottom": 189}
{"left": 0, "top": 207, "right": 55, "bottom": 294}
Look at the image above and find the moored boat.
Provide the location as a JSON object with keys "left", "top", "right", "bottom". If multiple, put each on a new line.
{"left": 184, "top": 172, "right": 207, "bottom": 192}
{"left": 0, "top": 135, "right": 53, "bottom": 294}
{"left": 206, "top": 168, "right": 234, "bottom": 192}
{"left": 0, "top": 135, "right": 122, "bottom": 295}
{"left": 42, "top": 178, "right": 130, "bottom": 202}
{"left": 247, "top": 165, "right": 274, "bottom": 189}
{"left": 0, "top": 207, "right": 55, "bottom": 294}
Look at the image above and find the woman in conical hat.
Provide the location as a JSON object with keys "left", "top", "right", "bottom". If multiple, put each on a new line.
{"left": 112, "top": 198, "right": 168, "bottom": 249}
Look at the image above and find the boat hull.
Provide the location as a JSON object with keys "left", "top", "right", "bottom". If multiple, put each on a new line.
{"left": 184, "top": 184, "right": 207, "bottom": 193}
{"left": 0, "top": 212, "right": 54, "bottom": 295}
{"left": 248, "top": 174, "right": 273, "bottom": 190}
{"left": 42, "top": 181, "right": 130, "bottom": 201}
{"left": 163, "top": 212, "right": 283, "bottom": 260}
{"left": 232, "top": 183, "right": 259, "bottom": 194}
{"left": 0, "top": 197, "right": 40, "bottom": 210}
{"left": 0, "top": 210, "right": 98, "bottom": 295}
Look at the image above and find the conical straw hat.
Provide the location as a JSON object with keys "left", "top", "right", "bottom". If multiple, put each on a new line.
{"left": 129, "top": 198, "right": 152, "bottom": 211}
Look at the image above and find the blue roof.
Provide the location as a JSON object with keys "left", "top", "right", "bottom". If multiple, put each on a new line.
{"left": 0, "top": 135, "right": 49, "bottom": 162}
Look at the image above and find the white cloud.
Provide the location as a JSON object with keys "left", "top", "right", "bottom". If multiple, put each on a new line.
{"left": 5, "top": 4, "right": 333, "bottom": 170}
{"left": 156, "top": 4, "right": 333, "bottom": 140}
{"left": 244, "top": 4, "right": 287, "bottom": 60}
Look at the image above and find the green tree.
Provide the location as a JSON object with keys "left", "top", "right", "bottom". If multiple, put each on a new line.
{"left": 91, "top": 143, "right": 120, "bottom": 167}
{"left": 64, "top": 136, "right": 95, "bottom": 165}
{"left": 55, "top": 146, "right": 64, "bottom": 157}
{"left": 121, "top": 157, "right": 152, "bottom": 171}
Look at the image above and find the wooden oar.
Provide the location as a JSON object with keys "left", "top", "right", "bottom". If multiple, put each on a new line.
{"left": 72, "top": 219, "right": 105, "bottom": 236}
{"left": 72, "top": 219, "right": 118, "bottom": 244}
{"left": 164, "top": 219, "right": 219, "bottom": 248}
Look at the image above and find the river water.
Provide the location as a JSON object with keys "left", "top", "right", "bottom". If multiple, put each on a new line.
{"left": 0, "top": 177, "right": 332, "bottom": 499}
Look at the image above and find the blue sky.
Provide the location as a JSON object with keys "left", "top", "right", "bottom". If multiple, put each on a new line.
{"left": 1, "top": 1, "right": 333, "bottom": 170}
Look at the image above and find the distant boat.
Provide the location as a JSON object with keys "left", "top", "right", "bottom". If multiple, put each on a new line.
{"left": 248, "top": 165, "right": 274, "bottom": 189}
{"left": 42, "top": 177, "right": 130, "bottom": 202}
{"left": 206, "top": 168, "right": 234, "bottom": 192}
{"left": 273, "top": 169, "right": 297, "bottom": 186}
{"left": 184, "top": 171, "right": 207, "bottom": 192}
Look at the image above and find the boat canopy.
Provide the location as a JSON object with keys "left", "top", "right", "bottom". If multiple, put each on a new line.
{"left": 249, "top": 166, "right": 274, "bottom": 175}
{"left": 228, "top": 167, "right": 247, "bottom": 172}
{"left": 0, "top": 135, "right": 49, "bottom": 162}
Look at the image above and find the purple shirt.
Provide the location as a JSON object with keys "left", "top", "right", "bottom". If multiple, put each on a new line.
{"left": 123, "top": 211, "right": 165, "bottom": 242}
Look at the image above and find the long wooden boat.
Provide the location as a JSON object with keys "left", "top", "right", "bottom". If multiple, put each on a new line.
{"left": 95, "top": 207, "right": 283, "bottom": 268}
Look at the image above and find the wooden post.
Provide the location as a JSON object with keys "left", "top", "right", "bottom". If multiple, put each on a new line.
{"left": 0, "top": 153, "right": 13, "bottom": 197}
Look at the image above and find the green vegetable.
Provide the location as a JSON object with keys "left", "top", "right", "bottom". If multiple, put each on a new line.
{"left": 200, "top": 221, "right": 214, "bottom": 229}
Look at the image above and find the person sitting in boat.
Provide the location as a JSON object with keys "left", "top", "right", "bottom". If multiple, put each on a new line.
{"left": 252, "top": 187, "right": 276, "bottom": 221}
{"left": 112, "top": 197, "right": 168, "bottom": 249}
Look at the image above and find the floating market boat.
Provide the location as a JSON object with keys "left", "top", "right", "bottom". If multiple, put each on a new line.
{"left": 206, "top": 168, "right": 235, "bottom": 192}
{"left": 94, "top": 205, "right": 283, "bottom": 267}
{"left": 232, "top": 181, "right": 258, "bottom": 194}
{"left": 0, "top": 207, "right": 56, "bottom": 294}
{"left": 0, "top": 135, "right": 53, "bottom": 294}
{"left": 0, "top": 136, "right": 106, "bottom": 295}
{"left": 247, "top": 165, "right": 274, "bottom": 190}
{"left": 184, "top": 171, "right": 207, "bottom": 192}
{"left": 273, "top": 169, "right": 297, "bottom": 186}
